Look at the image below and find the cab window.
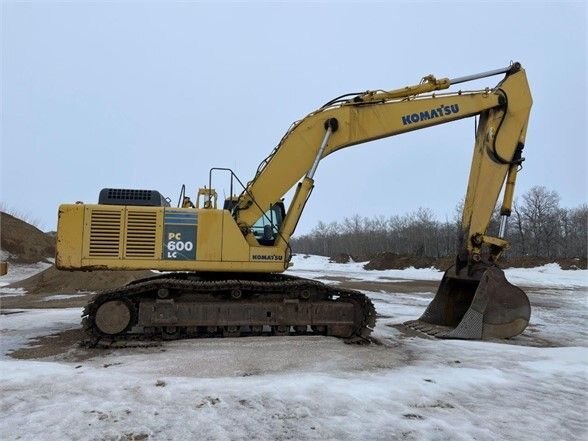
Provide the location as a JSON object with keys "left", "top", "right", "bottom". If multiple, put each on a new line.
{"left": 251, "top": 204, "right": 284, "bottom": 245}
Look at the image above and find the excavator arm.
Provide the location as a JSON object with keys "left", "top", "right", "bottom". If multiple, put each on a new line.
{"left": 236, "top": 63, "right": 532, "bottom": 340}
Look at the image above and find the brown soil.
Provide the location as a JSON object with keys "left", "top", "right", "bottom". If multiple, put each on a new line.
{"left": 0, "top": 290, "right": 95, "bottom": 310}
{"left": 6, "top": 266, "right": 154, "bottom": 295}
{"left": 363, "top": 252, "right": 454, "bottom": 271}
{"left": 335, "top": 277, "right": 439, "bottom": 293}
{"left": 9, "top": 328, "right": 89, "bottom": 360}
{"left": 1, "top": 211, "right": 55, "bottom": 263}
{"left": 499, "top": 256, "right": 587, "bottom": 270}
{"left": 1, "top": 266, "right": 154, "bottom": 309}
{"left": 329, "top": 253, "right": 354, "bottom": 264}
{"left": 3, "top": 273, "right": 578, "bottom": 360}
{"left": 361, "top": 252, "right": 587, "bottom": 271}
{"left": 4, "top": 275, "right": 437, "bottom": 361}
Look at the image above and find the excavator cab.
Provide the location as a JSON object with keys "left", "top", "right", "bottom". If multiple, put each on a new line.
{"left": 251, "top": 203, "right": 285, "bottom": 246}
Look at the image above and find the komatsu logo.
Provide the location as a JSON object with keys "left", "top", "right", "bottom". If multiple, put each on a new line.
{"left": 402, "top": 104, "right": 460, "bottom": 125}
{"left": 252, "top": 254, "right": 283, "bottom": 261}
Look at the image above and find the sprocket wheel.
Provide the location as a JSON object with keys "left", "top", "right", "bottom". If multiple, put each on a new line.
{"left": 94, "top": 299, "right": 136, "bottom": 336}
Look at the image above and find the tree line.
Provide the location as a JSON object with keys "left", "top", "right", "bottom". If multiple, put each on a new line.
{"left": 291, "top": 186, "right": 587, "bottom": 260}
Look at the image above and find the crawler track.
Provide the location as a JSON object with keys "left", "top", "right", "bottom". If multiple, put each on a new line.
{"left": 82, "top": 273, "right": 376, "bottom": 348}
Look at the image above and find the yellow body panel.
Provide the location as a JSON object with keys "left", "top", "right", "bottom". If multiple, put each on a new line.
{"left": 56, "top": 204, "right": 286, "bottom": 272}
{"left": 221, "top": 210, "right": 252, "bottom": 261}
{"left": 56, "top": 204, "right": 85, "bottom": 268}
{"left": 196, "top": 210, "right": 222, "bottom": 261}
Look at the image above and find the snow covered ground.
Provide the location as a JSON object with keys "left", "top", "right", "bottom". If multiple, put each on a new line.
{"left": 290, "top": 254, "right": 588, "bottom": 289}
{"left": 289, "top": 254, "right": 445, "bottom": 283}
{"left": 0, "top": 256, "right": 587, "bottom": 441}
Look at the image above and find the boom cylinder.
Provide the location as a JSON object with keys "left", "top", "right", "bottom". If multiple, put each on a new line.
{"left": 498, "top": 161, "right": 521, "bottom": 239}
{"left": 307, "top": 118, "right": 338, "bottom": 180}
{"left": 450, "top": 63, "right": 520, "bottom": 85}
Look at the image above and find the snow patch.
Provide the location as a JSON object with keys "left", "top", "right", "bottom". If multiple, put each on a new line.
{"left": 504, "top": 264, "right": 588, "bottom": 288}
{"left": 0, "top": 249, "right": 13, "bottom": 261}
{"left": 288, "top": 254, "right": 443, "bottom": 282}
{"left": 42, "top": 294, "right": 87, "bottom": 301}
{"left": 0, "top": 308, "right": 82, "bottom": 359}
{"left": 0, "top": 261, "right": 52, "bottom": 288}
{"left": 0, "top": 287, "right": 27, "bottom": 298}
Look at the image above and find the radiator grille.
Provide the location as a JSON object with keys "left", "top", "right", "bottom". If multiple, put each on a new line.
{"left": 124, "top": 210, "right": 157, "bottom": 258}
{"left": 89, "top": 210, "right": 122, "bottom": 257}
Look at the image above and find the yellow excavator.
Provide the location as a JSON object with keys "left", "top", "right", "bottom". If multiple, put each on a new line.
{"left": 56, "top": 62, "right": 532, "bottom": 345}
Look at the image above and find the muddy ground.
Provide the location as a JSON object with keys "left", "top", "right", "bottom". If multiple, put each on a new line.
{"left": 3, "top": 274, "right": 572, "bottom": 363}
{"left": 1, "top": 276, "right": 439, "bottom": 361}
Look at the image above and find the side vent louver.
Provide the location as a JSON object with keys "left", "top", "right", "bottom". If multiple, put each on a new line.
{"left": 124, "top": 210, "right": 157, "bottom": 258}
{"left": 89, "top": 210, "right": 122, "bottom": 257}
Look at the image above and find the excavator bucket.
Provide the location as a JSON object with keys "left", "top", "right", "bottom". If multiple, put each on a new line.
{"left": 405, "top": 264, "right": 530, "bottom": 339}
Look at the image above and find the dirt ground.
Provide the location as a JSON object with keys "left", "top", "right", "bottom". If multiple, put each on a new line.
{"left": 6, "top": 266, "right": 154, "bottom": 297}
{"left": 331, "top": 252, "right": 587, "bottom": 271}
{"left": 2, "top": 276, "right": 438, "bottom": 361}
{"left": 2, "top": 256, "right": 584, "bottom": 363}
{"left": 2, "top": 277, "right": 439, "bottom": 310}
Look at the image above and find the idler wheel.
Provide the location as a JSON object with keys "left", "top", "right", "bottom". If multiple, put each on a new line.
{"left": 157, "top": 288, "right": 170, "bottom": 299}
{"left": 230, "top": 289, "right": 242, "bottom": 300}
{"left": 94, "top": 300, "right": 133, "bottom": 335}
{"left": 162, "top": 326, "right": 181, "bottom": 340}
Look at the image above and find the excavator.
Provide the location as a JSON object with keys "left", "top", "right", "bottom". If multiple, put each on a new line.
{"left": 56, "top": 62, "right": 532, "bottom": 345}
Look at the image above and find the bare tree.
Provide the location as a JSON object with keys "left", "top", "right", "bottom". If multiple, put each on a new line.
{"left": 291, "top": 186, "right": 585, "bottom": 262}
{"left": 519, "top": 186, "right": 561, "bottom": 257}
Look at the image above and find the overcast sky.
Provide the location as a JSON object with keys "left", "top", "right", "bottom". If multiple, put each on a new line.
{"left": 1, "top": 1, "right": 586, "bottom": 234}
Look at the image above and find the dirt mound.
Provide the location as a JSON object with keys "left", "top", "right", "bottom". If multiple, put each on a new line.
{"left": 8, "top": 266, "right": 155, "bottom": 294}
{"left": 500, "top": 256, "right": 587, "bottom": 270}
{"left": 1, "top": 212, "right": 55, "bottom": 263}
{"left": 363, "top": 252, "right": 453, "bottom": 271}
{"left": 329, "top": 253, "right": 354, "bottom": 264}
{"left": 363, "top": 252, "right": 587, "bottom": 271}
